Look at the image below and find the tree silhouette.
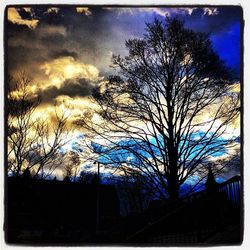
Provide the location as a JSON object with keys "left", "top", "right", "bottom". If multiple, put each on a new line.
{"left": 78, "top": 18, "right": 240, "bottom": 200}
{"left": 7, "top": 72, "right": 70, "bottom": 178}
{"left": 116, "top": 167, "right": 153, "bottom": 214}
{"left": 63, "top": 151, "right": 81, "bottom": 181}
{"left": 78, "top": 171, "right": 96, "bottom": 184}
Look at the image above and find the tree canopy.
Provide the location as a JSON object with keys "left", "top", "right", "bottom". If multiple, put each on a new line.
{"left": 78, "top": 18, "right": 240, "bottom": 200}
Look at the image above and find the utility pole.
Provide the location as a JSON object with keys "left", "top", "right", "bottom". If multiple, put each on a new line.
{"left": 95, "top": 161, "right": 100, "bottom": 236}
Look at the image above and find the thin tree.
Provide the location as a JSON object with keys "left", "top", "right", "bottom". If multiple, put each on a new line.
{"left": 7, "top": 72, "right": 70, "bottom": 178}
{"left": 78, "top": 18, "right": 240, "bottom": 200}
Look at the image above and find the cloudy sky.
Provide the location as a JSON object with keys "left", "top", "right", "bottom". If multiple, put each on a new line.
{"left": 6, "top": 6, "right": 242, "bottom": 179}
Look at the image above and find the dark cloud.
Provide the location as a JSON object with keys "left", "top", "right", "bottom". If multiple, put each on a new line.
{"left": 48, "top": 49, "right": 78, "bottom": 60}
{"left": 17, "top": 8, "right": 34, "bottom": 20}
{"left": 7, "top": 6, "right": 114, "bottom": 79}
{"left": 39, "top": 78, "right": 95, "bottom": 103}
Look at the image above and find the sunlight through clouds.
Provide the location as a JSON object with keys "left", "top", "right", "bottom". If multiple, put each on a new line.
{"left": 41, "top": 56, "right": 101, "bottom": 89}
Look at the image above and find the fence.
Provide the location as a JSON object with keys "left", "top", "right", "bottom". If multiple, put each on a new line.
{"left": 218, "top": 175, "right": 241, "bottom": 206}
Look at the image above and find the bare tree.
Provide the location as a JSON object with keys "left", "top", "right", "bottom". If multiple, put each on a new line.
{"left": 78, "top": 18, "right": 240, "bottom": 200}
{"left": 7, "top": 73, "right": 40, "bottom": 176}
{"left": 30, "top": 111, "right": 70, "bottom": 179}
{"left": 63, "top": 151, "right": 81, "bottom": 181}
{"left": 7, "top": 72, "right": 70, "bottom": 178}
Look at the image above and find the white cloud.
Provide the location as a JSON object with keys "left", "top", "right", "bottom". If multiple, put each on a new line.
{"left": 23, "top": 7, "right": 33, "bottom": 14}
{"left": 203, "top": 8, "right": 219, "bottom": 16}
{"left": 141, "top": 7, "right": 198, "bottom": 17}
{"left": 103, "top": 7, "right": 133, "bottom": 15}
{"left": 105, "top": 7, "right": 219, "bottom": 17}
{"left": 105, "top": 7, "right": 198, "bottom": 17}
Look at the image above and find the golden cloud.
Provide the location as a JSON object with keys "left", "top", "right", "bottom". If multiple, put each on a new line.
{"left": 76, "top": 7, "right": 92, "bottom": 16}
{"left": 40, "top": 56, "right": 101, "bottom": 89}
{"left": 8, "top": 7, "right": 39, "bottom": 29}
{"left": 54, "top": 95, "right": 99, "bottom": 120}
{"left": 230, "top": 82, "right": 240, "bottom": 93}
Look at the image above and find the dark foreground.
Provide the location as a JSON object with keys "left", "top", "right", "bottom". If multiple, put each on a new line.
{"left": 5, "top": 176, "right": 242, "bottom": 246}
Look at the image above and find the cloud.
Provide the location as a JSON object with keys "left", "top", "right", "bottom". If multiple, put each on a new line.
{"left": 203, "top": 8, "right": 219, "bottom": 16}
{"left": 139, "top": 7, "right": 198, "bottom": 17}
{"left": 76, "top": 7, "right": 92, "bottom": 16}
{"left": 7, "top": 6, "right": 241, "bottom": 112}
{"left": 40, "top": 78, "right": 96, "bottom": 102}
{"left": 230, "top": 82, "right": 240, "bottom": 93}
{"left": 105, "top": 7, "right": 218, "bottom": 17}
{"left": 27, "top": 56, "right": 104, "bottom": 103}
{"left": 103, "top": 7, "right": 134, "bottom": 15}
{"left": 49, "top": 49, "right": 78, "bottom": 60}
{"left": 8, "top": 7, "right": 39, "bottom": 29}
{"left": 37, "top": 24, "right": 67, "bottom": 37}
{"left": 22, "top": 7, "right": 33, "bottom": 14}
{"left": 45, "top": 7, "right": 60, "bottom": 14}
{"left": 31, "top": 96, "right": 100, "bottom": 133}
{"left": 41, "top": 56, "right": 101, "bottom": 88}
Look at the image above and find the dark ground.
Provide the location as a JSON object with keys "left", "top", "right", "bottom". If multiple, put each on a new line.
{"left": 4, "top": 176, "right": 242, "bottom": 246}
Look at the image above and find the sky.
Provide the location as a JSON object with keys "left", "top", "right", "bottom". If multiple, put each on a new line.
{"left": 7, "top": 6, "right": 242, "bottom": 78}
{"left": 6, "top": 6, "right": 242, "bottom": 180}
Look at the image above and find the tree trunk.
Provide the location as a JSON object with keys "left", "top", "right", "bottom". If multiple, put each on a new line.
{"left": 168, "top": 173, "right": 180, "bottom": 201}
{"left": 166, "top": 101, "right": 180, "bottom": 201}
{"left": 166, "top": 145, "right": 180, "bottom": 201}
